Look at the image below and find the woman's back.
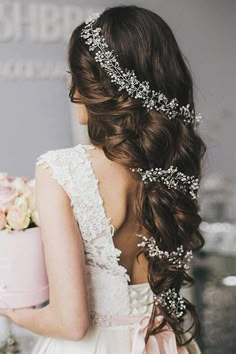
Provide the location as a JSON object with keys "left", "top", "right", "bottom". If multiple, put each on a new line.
{"left": 85, "top": 143, "right": 149, "bottom": 284}
{"left": 32, "top": 143, "right": 200, "bottom": 354}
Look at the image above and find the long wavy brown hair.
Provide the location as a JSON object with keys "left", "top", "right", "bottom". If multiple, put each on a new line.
{"left": 67, "top": 4, "right": 207, "bottom": 347}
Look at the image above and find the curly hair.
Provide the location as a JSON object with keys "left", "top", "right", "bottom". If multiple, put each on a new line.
{"left": 67, "top": 4, "right": 207, "bottom": 347}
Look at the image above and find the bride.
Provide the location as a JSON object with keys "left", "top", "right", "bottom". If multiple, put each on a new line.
{"left": 0, "top": 5, "right": 206, "bottom": 353}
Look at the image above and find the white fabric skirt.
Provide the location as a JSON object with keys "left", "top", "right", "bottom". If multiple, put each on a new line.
{"left": 31, "top": 321, "right": 201, "bottom": 354}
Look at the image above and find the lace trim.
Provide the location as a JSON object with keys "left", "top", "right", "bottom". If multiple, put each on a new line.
{"left": 77, "top": 144, "right": 116, "bottom": 235}
{"left": 35, "top": 148, "right": 75, "bottom": 207}
{"left": 90, "top": 311, "right": 113, "bottom": 327}
{"left": 77, "top": 144, "right": 130, "bottom": 282}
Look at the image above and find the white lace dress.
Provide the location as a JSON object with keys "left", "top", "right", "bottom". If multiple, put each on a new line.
{"left": 32, "top": 144, "right": 201, "bottom": 354}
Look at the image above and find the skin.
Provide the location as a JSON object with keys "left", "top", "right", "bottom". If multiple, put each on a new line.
{"left": 75, "top": 101, "right": 89, "bottom": 125}
{"left": 0, "top": 101, "right": 148, "bottom": 340}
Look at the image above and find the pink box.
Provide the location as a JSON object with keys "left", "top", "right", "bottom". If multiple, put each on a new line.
{"left": 0, "top": 227, "right": 49, "bottom": 309}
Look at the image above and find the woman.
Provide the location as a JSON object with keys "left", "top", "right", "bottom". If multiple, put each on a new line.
{"left": 0, "top": 5, "right": 206, "bottom": 353}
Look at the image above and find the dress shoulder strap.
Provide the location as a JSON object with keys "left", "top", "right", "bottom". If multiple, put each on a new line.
{"left": 35, "top": 143, "right": 101, "bottom": 210}
{"left": 35, "top": 145, "right": 80, "bottom": 206}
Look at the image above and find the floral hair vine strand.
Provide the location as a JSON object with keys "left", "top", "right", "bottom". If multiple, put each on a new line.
{"left": 81, "top": 12, "right": 201, "bottom": 200}
{"left": 130, "top": 165, "right": 200, "bottom": 200}
{"left": 153, "top": 288, "right": 186, "bottom": 319}
{"left": 80, "top": 12, "right": 203, "bottom": 128}
{"left": 136, "top": 233, "right": 190, "bottom": 319}
{"left": 136, "top": 233, "right": 193, "bottom": 270}
{"left": 80, "top": 11, "right": 193, "bottom": 321}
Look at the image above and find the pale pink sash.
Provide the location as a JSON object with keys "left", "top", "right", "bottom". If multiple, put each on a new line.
{"left": 110, "top": 313, "right": 189, "bottom": 354}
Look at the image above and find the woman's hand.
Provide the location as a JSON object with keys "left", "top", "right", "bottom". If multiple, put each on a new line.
{"left": 0, "top": 306, "right": 36, "bottom": 325}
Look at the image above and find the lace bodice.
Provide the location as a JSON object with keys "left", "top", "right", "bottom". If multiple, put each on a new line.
{"left": 36, "top": 144, "right": 153, "bottom": 323}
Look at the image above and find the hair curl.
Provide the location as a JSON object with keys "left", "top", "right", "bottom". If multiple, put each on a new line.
{"left": 68, "top": 4, "right": 207, "bottom": 347}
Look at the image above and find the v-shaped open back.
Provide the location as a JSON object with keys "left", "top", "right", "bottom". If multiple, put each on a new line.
{"left": 36, "top": 143, "right": 153, "bottom": 317}
{"left": 79, "top": 144, "right": 131, "bottom": 282}
{"left": 80, "top": 144, "right": 150, "bottom": 287}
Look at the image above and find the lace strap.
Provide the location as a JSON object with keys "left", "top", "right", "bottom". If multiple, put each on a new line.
{"left": 35, "top": 148, "right": 76, "bottom": 206}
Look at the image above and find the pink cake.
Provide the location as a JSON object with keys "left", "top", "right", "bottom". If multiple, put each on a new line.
{"left": 0, "top": 226, "right": 49, "bottom": 309}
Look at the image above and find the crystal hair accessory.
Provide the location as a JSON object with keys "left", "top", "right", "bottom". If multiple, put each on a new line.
{"left": 136, "top": 233, "right": 193, "bottom": 270}
{"left": 130, "top": 165, "right": 199, "bottom": 200}
{"left": 80, "top": 12, "right": 202, "bottom": 128}
{"left": 153, "top": 288, "right": 186, "bottom": 319}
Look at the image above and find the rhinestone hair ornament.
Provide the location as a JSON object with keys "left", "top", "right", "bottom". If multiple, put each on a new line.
{"left": 130, "top": 165, "right": 200, "bottom": 200}
{"left": 136, "top": 233, "right": 193, "bottom": 270}
{"left": 153, "top": 288, "right": 186, "bottom": 319}
{"left": 81, "top": 12, "right": 200, "bottom": 200}
{"left": 80, "top": 12, "right": 202, "bottom": 128}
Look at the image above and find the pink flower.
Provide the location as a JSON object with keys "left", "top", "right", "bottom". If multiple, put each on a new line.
{"left": 6, "top": 205, "right": 30, "bottom": 230}
{"left": 0, "top": 209, "right": 6, "bottom": 230}
{"left": 0, "top": 185, "right": 18, "bottom": 210}
{"left": 7, "top": 176, "right": 15, "bottom": 182}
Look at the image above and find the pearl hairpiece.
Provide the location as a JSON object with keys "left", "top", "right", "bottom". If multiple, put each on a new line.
{"left": 80, "top": 12, "right": 202, "bottom": 128}
{"left": 136, "top": 233, "right": 193, "bottom": 270}
{"left": 153, "top": 288, "right": 186, "bottom": 319}
{"left": 130, "top": 165, "right": 199, "bottom": 200}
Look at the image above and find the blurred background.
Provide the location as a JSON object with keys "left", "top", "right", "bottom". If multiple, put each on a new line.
{"left": 0, "top": 0, "right": 235, "bottom": 353}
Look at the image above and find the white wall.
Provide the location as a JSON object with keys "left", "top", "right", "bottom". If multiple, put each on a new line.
{"left": 0, "top": 0, "right": 235, "bottom": 182}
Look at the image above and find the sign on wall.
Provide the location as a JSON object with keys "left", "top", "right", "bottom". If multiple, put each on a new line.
{"left": 0, "top": 1, "right": 102, "bottom": 79}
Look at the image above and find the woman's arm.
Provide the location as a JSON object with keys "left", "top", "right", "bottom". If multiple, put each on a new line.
{"left": 1, "top": 162, "right": 90, "bottom": 340}
{"left": 7, "top": 304, "right": 83, "bottom": 340}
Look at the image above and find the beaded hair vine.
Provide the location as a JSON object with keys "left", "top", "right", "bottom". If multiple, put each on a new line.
{"left": 80, "top": 12, "right": 202, "bottom": 128}
{"left": 80, "top": 12, "right": 201, "bottom": 200}
{"left": 153, "top": 288, "right": 186, "bottom": 319}
{"left": 130, "top": 165, "right": 200, "bottom": 200}
{"left": 80, "top": 12, "right": 193, "bottom": 320}
{"left": 136, "top": 233, "right": 193, "bottom": 270}
{"left": 136, "top": 233, "right": 190, "bottom": 318}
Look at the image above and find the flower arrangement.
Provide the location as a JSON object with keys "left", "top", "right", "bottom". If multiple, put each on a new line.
{"left": 0, "top": 173, "right": 48, "bottom": 312}
{"left": 0, "top": 172, "right": 40, "bottom": 232}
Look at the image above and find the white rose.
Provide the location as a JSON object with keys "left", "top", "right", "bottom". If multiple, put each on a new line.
{"left": 31, "top": 209, "right": 40, "bottom": 226}
{"left": 6, "top": 205, "right": 30, "bottom": 230}
{"left": 0, "top": 173, "right": 8, "bottom": 182}
{"left": 25, "top": 179, "right": 36, "bottom": 210}
{"left": 14, "top": 195, "right": 29, "bottom": 210}
{"left": 12, "top": 177, "right": 27, "bottom": 194}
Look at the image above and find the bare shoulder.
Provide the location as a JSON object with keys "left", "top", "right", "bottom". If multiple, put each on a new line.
{"left": 84, "top": 144, "right": 137, "bottom": 187}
